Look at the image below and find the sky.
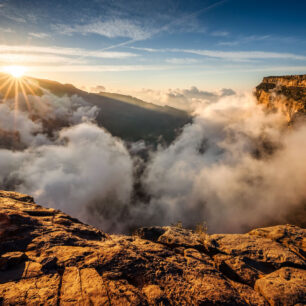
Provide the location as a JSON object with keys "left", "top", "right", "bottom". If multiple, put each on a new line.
{"left": 0, "top": 0, "right": 305, "bottom": 93}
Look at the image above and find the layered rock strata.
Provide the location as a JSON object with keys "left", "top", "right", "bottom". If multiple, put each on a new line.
{"left": 255, "top": 74, "right": 306, "bottom": 122}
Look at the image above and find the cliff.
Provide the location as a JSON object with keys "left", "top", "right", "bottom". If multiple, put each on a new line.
{"left": 255, "top": 74, "right": 306, "bottom": 122}
{"left": 0, "top": 191, "right": 305, "bottom": 305}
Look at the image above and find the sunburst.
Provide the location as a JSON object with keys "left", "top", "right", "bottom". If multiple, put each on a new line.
{"left": 0, "top": 67, "right": 45, "bottom": 145}
{"left": 4, "top": 65, "right": 26, "bottom": 78}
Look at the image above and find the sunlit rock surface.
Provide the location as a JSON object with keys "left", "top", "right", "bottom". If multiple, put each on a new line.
{"left": 0, "top": 191, "right": 305, "bottom": 305}
{"left": 255, "top": 74, "right": 306, "bottom": 122}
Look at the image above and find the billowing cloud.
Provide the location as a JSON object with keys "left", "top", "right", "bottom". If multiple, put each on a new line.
{"left": 0, "top": 123, "right": 133, "bottom": 232}
{"left": 130, "top": 86, "right": 236, "bottom": 112}
{"left": 0, "top": 88, "right": 305, "bottom": 235}
{"left": 0, "top": 90, "right": 99, "bottom": 150}
{"left": 138, "top": 93, "right": 306, "bottom": 233}
{"left": 4, "top": 92, "right": 99, "bottom": 128}
{"left": 0, "top": 92, "right": 133, "bottom": 232}
{"left": 0, "top": 103, "right": 47, "bottom": 147}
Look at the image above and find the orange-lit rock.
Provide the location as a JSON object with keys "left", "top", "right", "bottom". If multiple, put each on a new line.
{"left": 0, "top": 191, "right": 305, "bottom": 305}
{"left": 255, "top": 74, "right": 306, "bottom": 122}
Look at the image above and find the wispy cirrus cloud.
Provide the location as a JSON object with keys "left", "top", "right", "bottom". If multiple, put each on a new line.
{"left": 53, "top": 1, "right": 223, "bottom": 49}
{"left": 129, "top": 46, "right": 160, "bottom": 53}
{"left": 0, "top": 27, "right": 15, "bottom": 33}
{"left": 27, "top": 64, "right": 170, "bottom": 72}
{"left": 0, "top": 44, "right": 137, "bottom": 61}
{"left": 211, "top": 30, "right": 229, "bottom": 37}
{"left": 0, "top": 2, "right": 27, "bottom": 23}
{"left": 165, "top": 58, "right": 200, "bottom": 64}
{"left": 130, "top": 46, "right": 306, "bottom": 61}
{"left": 218, "top": 35, "right": 271, "bottom": 46}
{"left": 0, "top": 53, "right": 86, "bottom": 65}
{"left": 3, "top": 15, "right": 26, "bottom": 23}
{"left": 183, "top": 49, "right": 306, "bottom": 60}
{"left": 53, "top": 19, "right": 152, "bottom": 40}
{"left": 29, "top": 32, "right": 49, "bottom": 39}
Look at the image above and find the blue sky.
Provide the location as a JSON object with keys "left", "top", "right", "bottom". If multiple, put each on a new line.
{"left": 0, "top": 0, "right": 305, "bottom": 92}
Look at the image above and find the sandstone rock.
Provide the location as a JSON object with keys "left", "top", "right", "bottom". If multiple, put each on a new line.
{"left": 230, "top": 281, "right": 268, "bottom": 306}
{"left": 0, "top": 273, "right": 60, "bottom": 305}
{"left": 255, "top": 267, "right": 306, "bottom": 305}
{"left": 249, "top": 224, "right": 306, "bottom": 261}
{"left": 0, "top": 191, "right": 305, "bottom": 305}
{"left": 255, "top": 74, "right": 306, "bottom": 123}
{"left": 209, "top": 231, "right": 305, "bottom": 288}
{"left": 142, "top": 284, "right": 168, "bottom": 304}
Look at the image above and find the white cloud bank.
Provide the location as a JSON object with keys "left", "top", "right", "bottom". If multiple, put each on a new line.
{"left": 0, "top": 88, "right": 305, "bottom": 234}
{"left": 0, "top": 92, "right": 133, "bottom": 233}
{"left": 139, "top": 93, "right": 306, "bottom": 232}
{"left": 0, "top": 123, "right": 133, "bottom": 232}
{"left": 129, "top": 86, "right": 235, "bottom": 112}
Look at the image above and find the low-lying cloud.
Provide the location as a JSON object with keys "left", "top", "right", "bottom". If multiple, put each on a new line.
{"left": 130, "top": 86, "right": 236, "bottom": 112}
{"left": 0, "top": 92, "right": 133, "bottom": 232}
{"left": 140, "top": 93, "right": 306, "bottom": 232}
{"left": 0, "top": 88, "right": 305, "bottom": 234}
{"left": 0, "top": 123, "right": 133, "bottom": 232}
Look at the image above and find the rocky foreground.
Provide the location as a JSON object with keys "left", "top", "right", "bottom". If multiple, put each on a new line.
{"left": 0, "top": 191, "right": 305, "bottom": 305}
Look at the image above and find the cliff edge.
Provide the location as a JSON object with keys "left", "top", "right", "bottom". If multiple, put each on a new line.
{"left": 0, "top": 191, "right": 305, "bottom": 305}
{"left": 255, "top": 74, "right": 306, "bottom": 122}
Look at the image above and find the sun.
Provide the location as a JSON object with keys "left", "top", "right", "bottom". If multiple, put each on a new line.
{"left": 4, "top": 65, "right": 26, "bottom": 78}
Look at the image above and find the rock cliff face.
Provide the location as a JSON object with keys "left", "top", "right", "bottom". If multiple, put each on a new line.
{"left": 0, "top": 191, "right": 305, "bottom": 305}
{"left": 255, "top": 74, "right": 306, "bottom": 122}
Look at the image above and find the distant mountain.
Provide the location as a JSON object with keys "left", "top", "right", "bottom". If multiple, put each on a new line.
{"left": 0, "top": 74, "right": 191, "bottom": 144}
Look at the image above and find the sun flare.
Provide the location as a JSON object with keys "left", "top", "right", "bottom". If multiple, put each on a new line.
{"left": 4, "top": 65, "right": 26, "bottom": 78}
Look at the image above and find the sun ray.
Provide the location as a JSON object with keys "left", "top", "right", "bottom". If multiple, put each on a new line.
{"left": 2, "top": 78, "right": 15, "bottom": 101}
{"left": 19, "top": 79, "right": 32, "bottom": 113}
{"left": 22, "top": 79, "right": 43, "bottom": 101}
{"left": 0, "top": 74, "right": 10, "bottom": 81}
{"left": 25, "top": 77, "right": 45, "bottom": 93}
{"left": 0, "top": 76, "right": 13, "bottom": 93}
{"left": 21, "top": 78, "right": 49, "bottom": 114}
{"left": 13, "top": 79, "right": 19, "bottom": 144}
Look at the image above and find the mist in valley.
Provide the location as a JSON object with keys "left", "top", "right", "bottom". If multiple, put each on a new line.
{"left": 0, "top": 86, "right": 305, "bottom": 233}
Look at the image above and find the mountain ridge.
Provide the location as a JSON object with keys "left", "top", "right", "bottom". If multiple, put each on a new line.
{"left": 0, "top": 73, "right": 191, "bottom": 144}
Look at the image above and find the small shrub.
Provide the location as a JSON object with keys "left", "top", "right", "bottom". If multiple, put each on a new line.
{"left": 195, "top": 222, "right": 208, "bottom": 241}
{"left": 172, "top": 221, "right": 183, "bottom": 229}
